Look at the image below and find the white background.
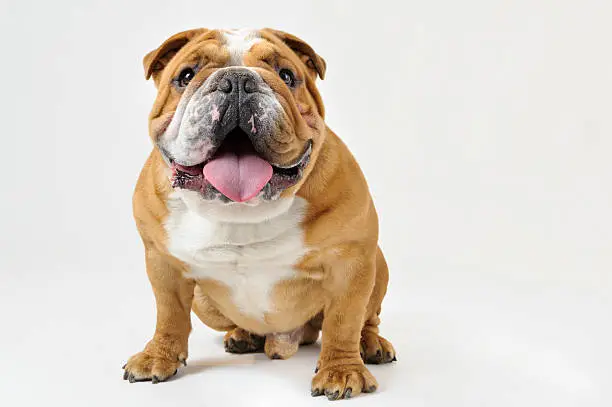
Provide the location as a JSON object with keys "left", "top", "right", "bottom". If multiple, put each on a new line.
{"left": 1, "top": 0, "right": 611, "bottom": 406}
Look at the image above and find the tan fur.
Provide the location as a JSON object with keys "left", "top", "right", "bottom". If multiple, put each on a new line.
{"left": 125, "top": 28, "right": 395, "bottom": 400}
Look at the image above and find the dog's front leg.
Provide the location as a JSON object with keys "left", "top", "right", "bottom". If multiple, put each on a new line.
{"left": 311, "top": 247, "right": 379, "bottom": 400}
{"left": 123, "top": 249, "right": 195, "bottom": 383}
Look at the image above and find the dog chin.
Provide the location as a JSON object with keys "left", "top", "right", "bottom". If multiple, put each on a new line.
{"left": 172, "top": 189, "right": 298, "bottom": 223}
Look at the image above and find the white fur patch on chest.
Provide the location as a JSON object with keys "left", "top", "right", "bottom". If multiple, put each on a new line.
{"left": 165, "top": 193, "right": 307, "bottom": 320}
{"left": 221, "top": 29, "right": 261, "bottom": 66}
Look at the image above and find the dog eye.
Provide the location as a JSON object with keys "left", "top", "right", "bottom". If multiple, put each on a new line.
{"left": 278, "top": 68, "right": 296, "bottom": 87}
{"left": 176, "top": 67, "right": 195, "bottom": 88}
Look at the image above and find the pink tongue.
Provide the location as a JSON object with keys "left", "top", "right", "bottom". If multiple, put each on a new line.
{"left": 203, "top": 152, "right": 273, "bottom": 202}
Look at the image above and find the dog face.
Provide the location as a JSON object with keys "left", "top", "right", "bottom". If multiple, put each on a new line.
{"left": 145, "top": 28, "right": 326, "bottom": 205}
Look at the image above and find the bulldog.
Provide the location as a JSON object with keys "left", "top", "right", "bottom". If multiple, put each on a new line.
{"left": 124, "top": 28, "right": 396, "bottom": 400}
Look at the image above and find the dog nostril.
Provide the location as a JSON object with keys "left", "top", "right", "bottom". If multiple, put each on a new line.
{"left": 218, "top": 78, "right": 233, "bottom": 93}
{"left": 243, "top": 78, "right": 257, "bottom": 94}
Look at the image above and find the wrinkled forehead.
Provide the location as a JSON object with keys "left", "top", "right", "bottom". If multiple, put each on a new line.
{"left": 177, "top": 28, "right": 291, "bottom": 69}
{"left": 219, "top": 28, "right": 264, "bottom": 66}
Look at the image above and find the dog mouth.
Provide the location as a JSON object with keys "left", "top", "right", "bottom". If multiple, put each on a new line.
{"left": 169, "top": 128, "right": 312, "bottom": 202}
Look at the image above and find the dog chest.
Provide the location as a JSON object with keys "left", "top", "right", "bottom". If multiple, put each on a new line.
{"left": 164, "top": 196, "right": 308, "bottom": 319}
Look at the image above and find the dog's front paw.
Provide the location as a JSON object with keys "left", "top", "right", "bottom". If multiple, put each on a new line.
{"left": 123, "top": 352, "right": 181, "bottom": 383}
{"left": 311, "top": 363, "right": 378, "bottom": 400}
{"left": 123, "top": 338, "right": 187, "bottom": 383}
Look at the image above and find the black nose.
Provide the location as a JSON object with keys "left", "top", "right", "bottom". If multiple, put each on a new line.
{"left": 243, "top": 78, "right": 256, "bottom": 93}
{"left": 216, "top": 69, "right": 260, "bottom": 96}
{"left": 218, "top": 78, "right": 232, "bottom": 93}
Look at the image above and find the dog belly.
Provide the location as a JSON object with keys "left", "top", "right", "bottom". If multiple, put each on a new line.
{"left": 194, "top": 272, "right": 325, "bottom": 335}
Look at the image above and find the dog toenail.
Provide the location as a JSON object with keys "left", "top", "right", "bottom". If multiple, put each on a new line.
{"left": 327, "top": 390, "right": 340, "bottom": 400}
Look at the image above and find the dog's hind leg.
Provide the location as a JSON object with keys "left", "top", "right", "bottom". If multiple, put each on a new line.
{"left": 191, "top": 285, "right": 236, "bottom": 331}
{"left": 192, "top": 285, "right": 266, "bottom": 354}
{"left": 360, "top": 246, "right": 396, "bottom": 364}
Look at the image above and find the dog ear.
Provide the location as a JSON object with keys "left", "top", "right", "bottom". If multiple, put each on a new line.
{"left": 263, "top": 29, "right": 327, "bottom": 80}
{"left": 143, "top": 29, "right": 206, "bottom": 82}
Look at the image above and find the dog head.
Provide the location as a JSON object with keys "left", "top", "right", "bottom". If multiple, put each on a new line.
{"left": 144, "top": 28, "right": 326, "bottom": 211}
